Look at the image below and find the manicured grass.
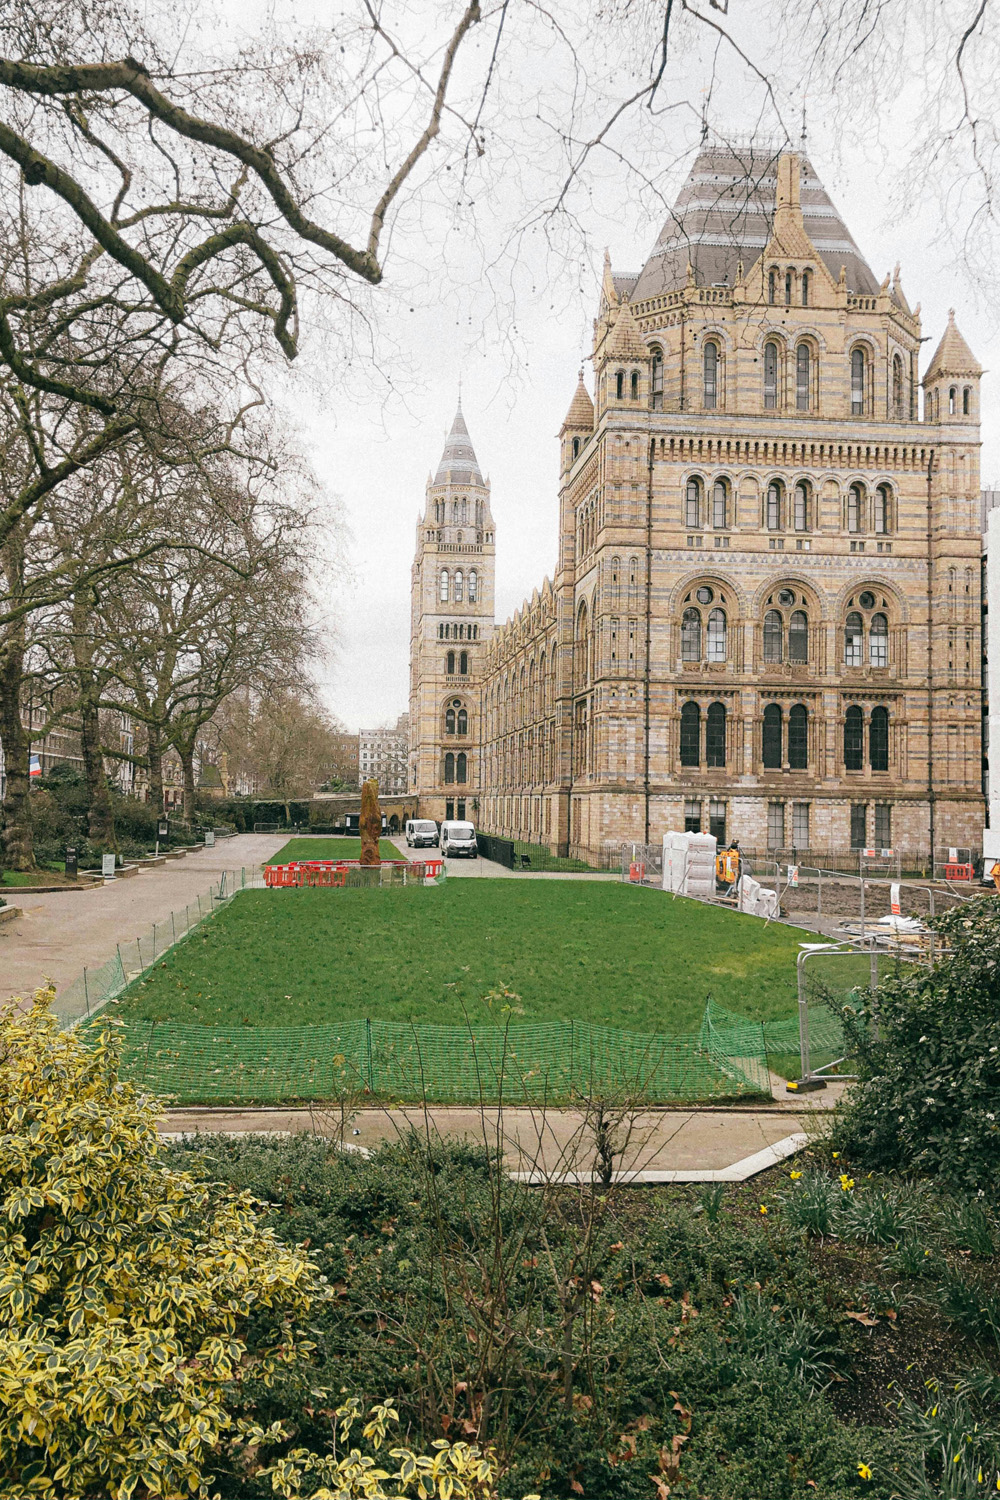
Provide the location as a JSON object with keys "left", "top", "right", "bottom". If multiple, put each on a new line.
{"left": 268, "top": 837, "right": 402, "bottom": 864}
{"left": 118, "top": 880, "right": 818, "bottom": 1032}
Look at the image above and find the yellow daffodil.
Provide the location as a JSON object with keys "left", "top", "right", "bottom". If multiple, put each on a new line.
{"left": 790, "top": 1170, "right": 802, "bottom": 1180}
{"left": 832, "top": 1151, "right": 840, "bottom": 1159}
{"left": 759, "top": 1205, "right": 768, "bottom": 1214}
{"left": 857, "top": 1462, "right": 873, "bottom": 1480}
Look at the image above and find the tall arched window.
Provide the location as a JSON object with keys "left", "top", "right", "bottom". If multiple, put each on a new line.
{"left": 711, "top": 479, "right": 728, "bottom": 528}
{"left": 788, "top": 703, "right": 808, "bottom": 769}
{"left": 707, "top": 608, "right": 727, "bottom": 662}
{"left": 793, "top": 481, "right": 810, "bottom": 531}
{"left": 680, "top": 702, "right": 701, "bottom": 766}
{"left": 629, "top": 370, "right": 638, "bottom": 400}
{"left": 454, "top": 570, "right": 464, "bottom": 603}
{"left": 456, "top": 752, "right": 468, "bottom": 783}
{"left": 963, "top": 386, "right": 971, "bottom": 415}
{"left": 763, "top": 609, "right": 784, "bottom": 663}
{"left": 572, "top": 436, "right": 580, "bottom": 459}
{"left": 869, "top": 706, "right": 889, "bottom": 771}
{"left": 796, "top": 344, "right": 811, "bottom": 410}
{"left": 949, "top": 386, "right": 957, "bottom": 415}
{"left": 844, "top": 612, "right": 863, "bottom": 666}
{"left": 874, "top": 486, "right": 890, "bottom": 534}
{"left": 763, "top": 341, "right": 778, "bottom": 410}
{"left": 851, "top": 347, "right": 865, "bottom": 415}
{"left": 766, "top": 480, "right": 783, "bottom": 530}
{"left": 651, "top": 348, "right": 664, "bottom": 408}
{"left": 440, "top": 569, "right": 449, "bottom": 602}
{"left": 801, "top": 270, "right": 810, "bottom": 307}
{"left": 763, "top": 704, "right": 783, "bottom": 769}
{"left": 785, "top": 270, "right": 793, "bottom": 305}
{"left": 789, "top": 610, "right": 809, "bottom": 664}
{"left": 445, "top": 707, "right": 456, "bottom": 734}
{"left": 681, "top": 607, "right": 702, "bottom": 662}
{"left": 706, "top": 702, "right": 727, "bottom": 767}
{"left": 893, "top": 355, "right": 904, "bottom": 418}
{"left": 704, "top": 341, "right": 719, "bottom": 409}
{"left": 847, "top": 483, "right": 864, "bottom": 533}
{"left": 615, "top": 370, "right": 624, "bottom": 399}
{"left": 457, "top": 707, "right": 468, "bottom": 735}
{"left": 768, "top": 269, "right": 777, "bottom": 305}
{"left": 468, "top": 569, "right": 478, "bottom": 603}
{"left": 459, "top": 650, "right": 468, "bottom": 675}
{"left": 447, "top": 650, "right": 456, "bottom": 675}
{"left": 844, "top": 706, "right": 864, "bottom": 770}
{"left": 444, "top": 752, "right": 456, "bottom": 783}
{"left": 869, "top": 612, "right": 888, "bottom": 668}
{"left": 685, "top": 477, "right": 702, "bottom": 528}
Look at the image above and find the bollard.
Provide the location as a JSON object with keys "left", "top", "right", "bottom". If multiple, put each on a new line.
{"left": 817, "top": 867, "right": 822, "bottom": 917}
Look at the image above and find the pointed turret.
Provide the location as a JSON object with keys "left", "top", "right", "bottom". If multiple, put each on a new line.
{"left": 605, "top": 299, "right": 646, "bottom": 359}
{"left": 434, "top": 398, "right": 484, "bottom": 486}
{"left": 560, "top": 371, "right": 595, "bottom": 432}
{"left": 923, "top": 310, "right": 981, "bottom": 424}
{"left": 924, "top": 309, "right": 982, "bottom": 382}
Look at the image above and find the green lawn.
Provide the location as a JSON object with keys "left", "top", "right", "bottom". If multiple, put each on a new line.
{"left": 268, "top": 837, "right": 402, "bottom": 864}
{"left": 117, "top": 880, "right": 826, "bottom": 1032}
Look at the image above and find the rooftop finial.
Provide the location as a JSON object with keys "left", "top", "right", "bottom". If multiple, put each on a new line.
{"left": 701, "top": 98, "right": 709, "bottom": 144}
{"left": 800, "top": 97, "right": 807, "bottom": 149}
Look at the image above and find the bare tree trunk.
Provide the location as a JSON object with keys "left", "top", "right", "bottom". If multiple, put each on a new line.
{"left": 71, "top": 591, "right": 116, "bottom": 848}
{"left": 146, "top": 728, "right": 164, "bottom": 813}
{"left": 0, "top": 633, "right": 33, "bottom": 871}
{"left": 179, "top": 742, "right": 197, "bottom": 824}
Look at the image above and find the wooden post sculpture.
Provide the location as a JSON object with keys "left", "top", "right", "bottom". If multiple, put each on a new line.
{"left": 360, "top": 778, "right": 381, "bottom": 865}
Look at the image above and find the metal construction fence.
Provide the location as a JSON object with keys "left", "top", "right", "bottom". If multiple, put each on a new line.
{"left": 475, "top": 833, "right": 616, "bottom": 873}
{"left": 77, "top": 997, "right": 773, "bottom": 1106}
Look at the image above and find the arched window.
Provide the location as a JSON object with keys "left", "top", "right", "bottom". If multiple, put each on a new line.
{"left": 457, "top": 707, "right": 468, "bottom": 735}
{"left": 456, "top": 752, "right": 468, "bottom": 783}
{"left": 844, "top": 706, "right": 864, "bottom": 770}
{"left": 572, "top": 436, "right": 580, "bottom": 459}
{"left": 874, "top": 485, "right": 890, "bottom": 534}
{"left": 707, "top": 608, "right": 727, "bottom": 662}
{"left": 704, "top": 341, "right": 719, "bottom": 409}
{"left": 763, "top": 340, "right": 778, "bottom": 410}
{"left": 447, "top": 650, "right": 456, "bottom": 675}
{"left": 869, "top": 612, "right": 888, "bottom": 668}
{"left": 851, "top": 348, "right": 865, "bottom": 415}
{"left": 766, "top": 480, "right": 783, "bottom": 530}
{"left": 844, "top": 612, "right": 863, "bottom": 666}
{"left": 949, "top": 386, "right": 957, "bottom": 415}
{"left": 685, "top": 477, "right": 702, "bottom": 529}
{"left": 444, "top": 752, "right": 455, "bottom": 783}
{"left": 680, "top": 702, "right": 701, "bottom": 766}
{"left": 789, "top": 610, "right": 809, "bottom": 664}
{"left": 468, "top": 569, "right": 478, "bottom": 603}
{"left": 454, "top": 570, "right": 464, "bottom": 603}
{"left": 763, "top": 704, "right": 783, "bottom": 769}
{"left": 785, "top": 270, "right": 793, "bottom": 305}
{"left": 963, "top": 386, "right": 971, "bottom": 415}
{"left": 706, "top": 702, "right": 727, "bottom": 767}
{"left": 847, "top": 483, "right": 864, "bottom": 533}
{"left": 459, "top": 650, "right": 468, "bottom": 675}
{"left": 711, "top": 479, "right": 728, "bottom": 529}
{"left": 869, "top": 706, "right": 889, "bottom": 771}
{"left": 630, "top": 369, "right": 639, "bottom": 400}
{"left": 893, "top": 355, "right": 904, "bottom": 418}
{"left": 763, "top": 610, "right": 784, "bottom": 663}
{"left": 793, "top": 480, "right": 810, "bottom": 532}
{"left": 445, "top": 707, "right": 456, "bottom": 735}
{"left": 615, "top": 370, "right": 625, "bottom": 400}
{"left": 788, "top": 703, "right": 808, "bottom": 769}
{"left": 651, "top": 347, "right": 664, "bottom": 408}
{"left": 440, "top": 569, "right": 449, "bottom": 602}
{"left": 768, "top": 269, "right": 777, "bottom": 305}
{"left": 796, "top": 344, "right": 811, "bottom": 411}
{"left": 801, "top": 270, "right": 810, "bottom": 307}
{"left": 681, "top": 607, "right": 702, "bottom": 662}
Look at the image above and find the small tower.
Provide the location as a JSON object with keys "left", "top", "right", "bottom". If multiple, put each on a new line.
{"left": 559, "top": 370, "right": 595, "bottom": 476}
{"left": 409, "top": 400, "right": 496, "bottom": 821}
{"left": 923, "top": 309, "right": 982, "bottom": 423}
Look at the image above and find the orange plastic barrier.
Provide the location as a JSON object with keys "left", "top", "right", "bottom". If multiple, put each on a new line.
{"left": 944, "top": 862, "right": 974, "bottom": 882}
{"left": 264, "top": 858, "right": 437, "bottom": 888}
{"left": 629, "top": 862, "right": 645, "bottom": 884}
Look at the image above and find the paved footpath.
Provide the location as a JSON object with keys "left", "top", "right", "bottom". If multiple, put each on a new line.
{"left": 1, "top": 832, "right": 288, "bottom": 1003}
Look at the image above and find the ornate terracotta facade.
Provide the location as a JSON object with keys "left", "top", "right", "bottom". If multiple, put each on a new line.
{"left": 410, "top": 146, "right": 984, "bottom": 863}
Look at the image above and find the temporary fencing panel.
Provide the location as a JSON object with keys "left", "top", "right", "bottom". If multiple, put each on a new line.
{"left": 79, "top": 999, "right": 772, "bottom": 1107}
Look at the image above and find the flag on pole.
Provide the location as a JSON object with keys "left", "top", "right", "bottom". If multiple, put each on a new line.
{"left": 29, "top": 754, "right": 41, "bottom": 780}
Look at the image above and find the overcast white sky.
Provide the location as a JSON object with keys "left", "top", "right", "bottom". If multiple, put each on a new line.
{"left": 220, "top": 1, "right": 1000, "bottom": 733}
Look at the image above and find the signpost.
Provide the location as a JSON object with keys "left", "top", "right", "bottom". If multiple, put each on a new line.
{"left": 64, "top": 846, "right": 78, "bottom": 878}
{"left": 101, "top": 852, "right": 116, "bottom": 880}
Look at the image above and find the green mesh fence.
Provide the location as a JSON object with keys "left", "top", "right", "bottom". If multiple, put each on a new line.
{"left": 79, "top": 1002, "right": 772, "bottom": 1106}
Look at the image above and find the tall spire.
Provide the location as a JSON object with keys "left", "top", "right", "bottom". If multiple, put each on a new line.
{"left": 434, "top": 397, "right": 484, "bottom": 486}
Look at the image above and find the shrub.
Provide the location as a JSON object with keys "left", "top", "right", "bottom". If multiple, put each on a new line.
{"left": 834, "top": 896, "right": 1000, "bottom": 1190}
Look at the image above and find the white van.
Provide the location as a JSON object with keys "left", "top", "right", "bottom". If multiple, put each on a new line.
{"left": 440, "top": 820, "right": 477, "bottom": 858}
{"left": 405, "top": 818, "right": 439, "bottom": 850}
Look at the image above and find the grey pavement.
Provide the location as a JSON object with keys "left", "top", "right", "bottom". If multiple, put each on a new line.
{"left": 1, "top": 832, "right": 288, "bottom": 1003}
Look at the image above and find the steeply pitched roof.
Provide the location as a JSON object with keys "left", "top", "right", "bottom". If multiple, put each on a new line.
{"left": 631, "top": 143, "right": 880, "bottom": 301}
{"left": 924, "top": 309, "right": 982, "bottom": 382}
{"left": 561, "top": 371, "right": 594, "bottom": 430}
{"left": 434, "top": 400, "right": 484, "bottom": 485}
{"left": 605, "top": 299, "right": 646, "bottom": 357}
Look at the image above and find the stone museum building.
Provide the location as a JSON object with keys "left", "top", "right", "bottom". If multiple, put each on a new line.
{"left": 409, "top": 144, "right": 984, "bottom": 863}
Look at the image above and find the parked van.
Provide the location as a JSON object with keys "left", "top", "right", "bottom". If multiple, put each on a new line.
{"left": 405, "top": 818, "right": 439, "bottom": 849}
{"left": 440, "top": 820, "right": 478, "bottom": 858}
